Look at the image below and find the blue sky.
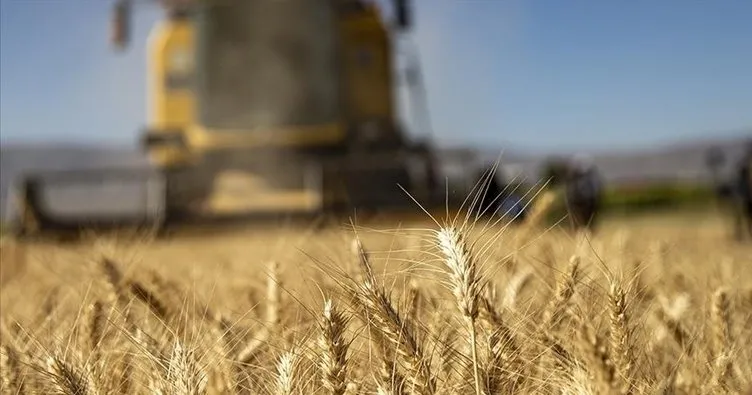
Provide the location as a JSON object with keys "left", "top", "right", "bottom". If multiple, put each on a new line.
{"left": 1, "top": 0, "right": 751, "bottom": 153}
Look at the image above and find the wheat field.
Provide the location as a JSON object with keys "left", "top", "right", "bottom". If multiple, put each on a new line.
{"left": 1, "top": 207, "right": 751, "bottom": 394}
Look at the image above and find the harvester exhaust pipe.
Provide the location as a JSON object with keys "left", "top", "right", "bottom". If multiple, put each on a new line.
{"left": 111, "top": 0, "right": 131, "bottom": 50}
{"left": 393, "top": 0, "right": 412, "bottom": 30}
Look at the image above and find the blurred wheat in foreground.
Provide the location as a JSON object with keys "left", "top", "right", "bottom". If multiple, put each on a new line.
{"left": 0, "top": 211, "right": 751, "bottom": 395}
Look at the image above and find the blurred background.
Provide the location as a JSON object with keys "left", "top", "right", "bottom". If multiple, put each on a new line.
{"left": 1, "top": 0, "right": 751, "bottom": 230}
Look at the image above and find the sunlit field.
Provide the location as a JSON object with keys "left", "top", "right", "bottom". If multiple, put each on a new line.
{"left": 1, "top": 209, "right": 751, "bottom": 394}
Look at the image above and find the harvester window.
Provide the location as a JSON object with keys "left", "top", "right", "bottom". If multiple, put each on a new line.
{"left": 165, "top": 47, "right": 193, "bottom": 91}
{"left": 169, "top": 48, "right": 192, "bottom": 74}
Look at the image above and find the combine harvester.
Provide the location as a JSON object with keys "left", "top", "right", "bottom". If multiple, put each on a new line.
{"left": 7, "top": 0, "right": 499, "bottom": 238}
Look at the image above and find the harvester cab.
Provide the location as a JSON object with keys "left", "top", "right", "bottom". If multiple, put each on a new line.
{"left": 8, "top": 0, "right": 458, "bottom": 236}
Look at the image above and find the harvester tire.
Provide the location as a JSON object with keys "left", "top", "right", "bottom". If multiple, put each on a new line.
{"left": 161, "top": 167, "right": 215, "bottom": 224}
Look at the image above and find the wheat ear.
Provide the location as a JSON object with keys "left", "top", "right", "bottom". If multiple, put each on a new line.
{"left": 711, "top": 287, "right": 735, "bottom": 391}
{"left": 351, "top": 237, "right": 434, "bottom": 395}
{"left": 436, "top": 226, "right": 484, "bottom": 395}
{"left": 128, "top": 280, "right": 170, "bottom": 321}
{"left": 166, "top": 340, "right": 207, "bottom": 395}
{"left": 83, "top": 300, "right": 105, "bottom": 367}
{"left": 46, "top": 355, "right": 98, "bottom": 395}
{"left": 655, "top": 307, "right": 692, "bottom": 354}
{"left": 115, "top": 353, "right": 133, "bottom": 394}
{"left": 275, "top": 351, "right": 297, "bottom": 395}
{"left": 502, "top": 268, "right": 533, "bottom": 312}
{"left": 543, "top": 255, "right": 581, "bottom": 330}
{"left": 484, "top": 327, "right": 514, "bottom": 394}
{"left": 134, "top": 327, "right": 170, "bottom": 393}
{"left": 711, "top": 287, "right": 732, "bottom": 355}
{"left": 98, "top": 258, "right": 134, "bottom": 330}
{"left": 577, "top": 317, "right": 614, "bottom": 387}
{"left": 319, "top": 300, "right": 350, "bottom": 395}
{"left": 608, "top": 281, "right": 633, "bottom": 394}
{"left": 406, "top": 281, "right": 422, "bottom": 324}
{"left": 1, "top": 343, "right": 24, "bottom": 394}
{"left": 235, "top": 261, "right": 279, "bottom": 364}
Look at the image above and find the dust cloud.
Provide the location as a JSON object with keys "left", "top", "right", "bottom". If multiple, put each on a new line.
{"left": 190, "top": 0, "right": 346, "bottom": 201}
{"left": 201, "top": 0, "right": 339, "bottom": 130}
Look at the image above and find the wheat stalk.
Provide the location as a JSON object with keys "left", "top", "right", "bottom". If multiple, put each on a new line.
{"left": 267, "top": 260, "right": 281, "bottom": 331}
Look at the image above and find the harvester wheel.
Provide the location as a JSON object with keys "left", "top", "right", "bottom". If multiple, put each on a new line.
{"left": 161, "top": 167, "right": 215, "bottom": 223}
{"left": 6, "top": 181, "right": 41, "bottom": 238}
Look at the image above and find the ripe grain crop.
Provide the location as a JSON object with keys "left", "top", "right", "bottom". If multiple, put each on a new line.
{"left": 0, "top": 208, "right": 751, "bottom": 394}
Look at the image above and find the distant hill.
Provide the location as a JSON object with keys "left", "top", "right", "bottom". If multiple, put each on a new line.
{"left": 1, "top": 134, "right": 750, "bottom": 222}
